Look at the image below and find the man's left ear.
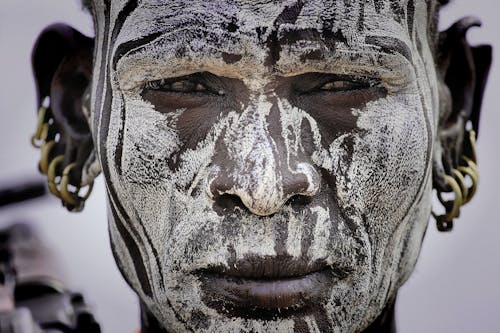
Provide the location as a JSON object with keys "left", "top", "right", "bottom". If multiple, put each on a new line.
{"left": 31, "top": 23, "right": 100, "bottom": 212}
{"left": 432, "top": 17, "right": 492, "bottom": 230}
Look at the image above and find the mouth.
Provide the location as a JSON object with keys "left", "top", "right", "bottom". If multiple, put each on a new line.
{"left": 196, "top": 255, "right": 350, "bottom": 319}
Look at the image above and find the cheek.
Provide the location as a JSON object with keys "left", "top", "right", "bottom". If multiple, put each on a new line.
{"left": 121, "top": 97, "right": 181, "bottom": 185}
{"left": 340, "top": 94, "right": 430, "bottom": 226}
{"left": 114, "top": 94, "right": 233, "bottom": 265}
{"left": 107, "top": 94, "right": 190, "bottom": 261}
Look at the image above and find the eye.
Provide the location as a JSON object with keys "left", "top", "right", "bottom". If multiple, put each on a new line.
{"left": 293, "top": 74, "right": 379, "bottom": 95}
{"left": 144, "top": 79, "right": 208, "bottom": 93}
{"left": 318, "top": 80, "right": 368, "bottom": 92}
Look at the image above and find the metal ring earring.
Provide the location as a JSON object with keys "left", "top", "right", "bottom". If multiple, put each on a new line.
{"left": 31, "top": 106, "right": 47, "bottom": 148}
{"left": 433, "top": 174, "right": 464, "bottom": 231}
{"left": 39, "top": 140, "right": 56, "bottom": 175}
{"left": 468, "top": 130, "right": 477, "bottom": 163}
{"left": 47, "top": 155, "right": 65, "bottom": 198}
{"left": 451, "top": 168, "right": 469, "bottom": 202}
{"left": 440, "top": 174, "right": 463, "bottom": 221}
{"left": 458, "top": 158, "right": 479, "bottom": 205}
{"left": 60, "top": 163, "right": 94, "bottom": 210}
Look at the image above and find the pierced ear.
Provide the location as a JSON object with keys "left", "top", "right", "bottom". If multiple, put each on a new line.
{"left": 433, "top": 17, "right": 492, "bottom": 191}
{"left": 31, "top": 23, "right": 99, "bottom": 211}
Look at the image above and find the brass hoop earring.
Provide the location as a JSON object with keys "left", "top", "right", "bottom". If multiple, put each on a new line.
{"left": 31, "top": 106, "right": 47, "bottom": 148}
{"left": 456, "top": 129, "right": 479, "bottom": 206}
{"left": 60, "top": 163, "right": 94, "bottom": 210}
{"left": 47, "top": 155, "right": 65, "bottom": 198}
{"left": 468, "top": 130, "right": 478, "bottom": 163}
{"left": 433, "top": 175, "right": 463, "bottom": 232}
{"left": 451, "top": 169, "right": 468, "bottom": 202}
{"left": 31, "top": 100, "right": 93, "bottom": 211}
{"left": 458, "top": 159, "right": 479, "bottom": 205}
{"left": 433, "top": 130, "right": 480, "bottom": 232}
{"left": 439, "top": 175, "right": 463, "bottom": 220}
{"left": 39, "top": 140, "right": 56, "bottom": 175}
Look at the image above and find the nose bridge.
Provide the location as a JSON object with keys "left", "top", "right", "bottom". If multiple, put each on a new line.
{"left": 208, "top": 94, "right": 319, "bottom": 216}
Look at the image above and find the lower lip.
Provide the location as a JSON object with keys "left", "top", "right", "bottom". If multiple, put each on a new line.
{"left": 199, "top": 270, "right": 333, "bottom": 318}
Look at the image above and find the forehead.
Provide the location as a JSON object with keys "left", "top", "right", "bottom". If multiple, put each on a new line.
{"left": 91, "top": 0, "right": 436, "bottom": 85}
{"left": 95, "top": 0, "right": 435, "bottom": 37}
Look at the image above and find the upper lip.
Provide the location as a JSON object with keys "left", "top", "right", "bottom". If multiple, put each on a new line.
{"left": 197, "top": 254, "right": 347, "bottom": 280}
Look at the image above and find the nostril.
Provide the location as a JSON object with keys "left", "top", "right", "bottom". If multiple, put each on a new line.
{"left": 207, "top": 162, "right": 320, "bottom": 216}
{"left": 213, "top": 193, "right": 247, "bottom": 212}
{"left": 286, "top": 194, "right": 313, "bottom": 208}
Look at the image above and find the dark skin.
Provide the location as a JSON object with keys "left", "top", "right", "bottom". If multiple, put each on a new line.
{"left": 139, "top": 71, "right": 384, "bottom": 195}
{"left": 139, "top": 299, "right": 396, "bottom": 333}
{"left": 30, "top": 16, "right": 491, "bottom": 333}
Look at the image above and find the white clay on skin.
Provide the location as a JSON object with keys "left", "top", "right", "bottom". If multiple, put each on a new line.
{"left": 85, "top": 1, "right": 442, "bottom": 332}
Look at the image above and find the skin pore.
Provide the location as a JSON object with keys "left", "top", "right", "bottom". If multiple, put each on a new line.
{"left": 60, "top": 0, "right": 452, "bottom": 332}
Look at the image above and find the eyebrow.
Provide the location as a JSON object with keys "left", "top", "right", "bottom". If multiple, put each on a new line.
{"left": 364, "top": 36, "right": 412, "bottom": 63}
{"left": 113, "top": 28, "right": 416, "bottom": 91}
{"left": 113, "top": 33, "right": 414, "bottom": 72}
{"left": 113, "top": 31, "right": 165, "bottom": 70}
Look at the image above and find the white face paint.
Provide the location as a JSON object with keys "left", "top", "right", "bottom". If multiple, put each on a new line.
{"left": 89, "top": 0, "right": 440, "bottom": 332}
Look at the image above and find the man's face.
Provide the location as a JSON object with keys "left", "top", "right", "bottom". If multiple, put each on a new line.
{"left": 90, "top": 1, "right": 439, "bottom": 331}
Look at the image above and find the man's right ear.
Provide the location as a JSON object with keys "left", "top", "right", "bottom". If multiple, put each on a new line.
{"left": 31, "top": 23, "right": 100, "bottom": 212}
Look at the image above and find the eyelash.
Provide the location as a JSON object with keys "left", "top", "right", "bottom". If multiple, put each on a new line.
{"left": 318, "top": 80, "right": 367, "bottom": 92}
{"left": 144, "top": 79, "right": 207, "bottom": 93}
{"left": 313, "top": 77, "right": 379, "bottom": 94}
{"left": 143, "top": 77, "right": 377, "bottom": 95}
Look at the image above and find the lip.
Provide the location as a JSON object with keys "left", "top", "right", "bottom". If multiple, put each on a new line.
{"left": 197, "top": 255, "right": 350, "bottom": 319}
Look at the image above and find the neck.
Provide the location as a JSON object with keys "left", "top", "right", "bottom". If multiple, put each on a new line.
{"left": 362, "top": 296, "right": 397, "bottom": 333}
{"left": 140, "top": 298, "right": 397, "bottom": 333}
{"left": 140, "top": 302, "right": 168, "bottom": 333}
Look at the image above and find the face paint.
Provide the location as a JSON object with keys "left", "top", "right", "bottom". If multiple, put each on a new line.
{"left": 88, "top": 0, "right": 440, "bottom": 331}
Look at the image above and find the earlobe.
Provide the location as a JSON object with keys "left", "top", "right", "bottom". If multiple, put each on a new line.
{"left": 31, "top": 23, "right": 100, "bottom": 212}
{"left": 432, "top": 17, "right": 492, "bottom": 231}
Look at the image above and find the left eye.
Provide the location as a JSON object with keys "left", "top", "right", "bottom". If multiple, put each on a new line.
{"left": 144, "top": 79, "right": 207, "bottom": 93}
{"left": 318, "top": 80, "right": 367, "bottom": 92}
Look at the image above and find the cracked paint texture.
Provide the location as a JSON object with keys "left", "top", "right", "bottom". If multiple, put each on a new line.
{"left": 84, "top": 0, "right": 441, "bottom": 332}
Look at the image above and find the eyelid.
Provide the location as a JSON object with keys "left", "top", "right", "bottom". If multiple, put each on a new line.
{"left": 144, "top": 78, "right": 209, "bottom": 93}
{"left": 142, "top": 74, "right": 228, "bottom": 97}
{"left": 301, "top": 76, "right": 379, "bottom": 95}
{"left": 318, "top": 80, "right": 366, "bottom": 91}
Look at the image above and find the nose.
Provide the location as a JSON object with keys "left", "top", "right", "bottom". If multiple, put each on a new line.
{"left": 207, "top": 123, "right": 321, "bottom": 216}
{"left": 208, "top": 161, "right": 320, "bottom": 216}
{"left": 207, "top": 94, "right": 320, "bottom": 216}
{"left": 208, "top": 162, "right": 320, "bottom": 216}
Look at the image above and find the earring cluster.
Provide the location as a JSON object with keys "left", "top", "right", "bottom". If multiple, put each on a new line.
{"left": 433, "top": 130, "right": 479, "bottom": 231}
{"left": 31, "top": 101, "right": 93, "bottom": 212}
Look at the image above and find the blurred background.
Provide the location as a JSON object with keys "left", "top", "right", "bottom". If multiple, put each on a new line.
{"left": 0, "top": 1, "right": 498, "bottom": 332}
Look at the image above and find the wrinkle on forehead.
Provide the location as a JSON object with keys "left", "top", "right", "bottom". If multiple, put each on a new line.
{"left": 112, "top": 0, "right": 422, "bottom": 44}
{"left": 111, "top": 0, "right": 428, "bottom": 91}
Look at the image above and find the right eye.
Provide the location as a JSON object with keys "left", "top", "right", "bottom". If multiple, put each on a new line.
{"left": 144, "top": 79, "right": 208, "bottom": 94}
{"left": 318, "top": 80, "right": 368, "bottom": 92}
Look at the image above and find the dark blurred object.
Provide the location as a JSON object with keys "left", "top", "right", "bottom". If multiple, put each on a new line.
{"left": 0, "top": 224, "right": 101, "bottom": 333}
{"left": 0, "top": 181, "right": 46, "bottom": 208}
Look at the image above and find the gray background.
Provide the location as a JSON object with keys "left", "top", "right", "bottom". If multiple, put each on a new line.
{"left": 0, "top": 1, "right": 498, "bottom": 332}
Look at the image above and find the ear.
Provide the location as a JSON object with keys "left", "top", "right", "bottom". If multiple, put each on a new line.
{"left": 433, "top": 17, "right": 492, "bottom": 190}
{"left": 31, "top": 23, "right": 100, "bottom": 211}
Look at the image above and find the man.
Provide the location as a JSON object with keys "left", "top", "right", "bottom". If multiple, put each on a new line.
{"left": 29, "top": 0, "right": 491, "bottom": 332}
